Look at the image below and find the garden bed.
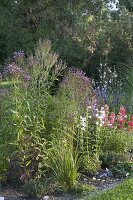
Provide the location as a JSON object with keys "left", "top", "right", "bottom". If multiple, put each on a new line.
{"left": 0, "top": 175, "right": 123, "bottom": 200}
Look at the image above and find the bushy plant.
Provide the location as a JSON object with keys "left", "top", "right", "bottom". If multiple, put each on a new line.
{"left": 0, "top": 40, "right": 66, "bottom": 183}
{"left": 0, "top": 145, "right": 9, "bottom": 181}
{"left": 22, "top": 179, "right": 51, "bottom": 198}
{"left": 59, "top": 69, "right": 97, "bottom": 113}
{"left": 74, "top": 183, "right": 95, "bottom": 194}
{"left": 99, "top": 127, "right": 132, "bottom": 154}
{"left": 91, "top": 105, "right": 133, "bottom": 156}
{"left": 99, "top": 151, "right": 133, "bottom": 170}
{"left": 111, "top": 162, "right": 133, "bottom": 178}
{"left": 79, "top": 154, "right": 101, "bottom": 175}
{"left": 45, "top": 138, "right": 79, "bottom": 191}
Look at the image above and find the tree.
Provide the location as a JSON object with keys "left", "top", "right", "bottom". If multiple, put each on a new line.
{"left": 0, "top": 0, "right": 133, "bottom": 90}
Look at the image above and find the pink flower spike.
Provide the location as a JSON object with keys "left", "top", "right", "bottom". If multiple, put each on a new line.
{"left": 119, "top": 106, "right": 126, "bottom": 116}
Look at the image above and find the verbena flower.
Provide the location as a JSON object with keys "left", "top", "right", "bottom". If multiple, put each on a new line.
{"left": 4, "top": 62, "right": 30, "bottom": 82}
{"left": 13, "top": 50, "right": 25, "bottom": 59}
{"left": 4, "top": 63, "right": 23, "bottom": 76}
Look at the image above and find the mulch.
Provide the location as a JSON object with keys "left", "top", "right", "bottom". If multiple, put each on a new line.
{"left": 0, "top": 176, "right": 123, "bottom": 200}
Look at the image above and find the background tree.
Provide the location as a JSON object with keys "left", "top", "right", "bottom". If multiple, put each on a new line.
{"left": 0, "top": 0, "right": 133, "bottom": 94}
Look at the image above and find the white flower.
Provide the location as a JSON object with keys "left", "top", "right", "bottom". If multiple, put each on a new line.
{"left": 95, "top": 114, "right": 99, "bottom": 118}
{"left": 96, "top": 121, "right": 99, "bottom": 125}
{"left": 87, "top": 106, "right": 92, "bottom": 109}
{"left": 98, "top": 113, "right": 106, "bottom": 120}
{"left": 80, "top": 116, "right": 86, "bottom": 131}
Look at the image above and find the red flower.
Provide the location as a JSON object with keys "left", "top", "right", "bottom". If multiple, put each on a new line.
{"left": 128, "top": 121, "right": 133, "bottom": 132}
{"left": 117, "top": 114, "right": 126, "bottom": 129}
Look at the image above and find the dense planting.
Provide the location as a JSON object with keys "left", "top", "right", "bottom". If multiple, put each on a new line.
{"left": 0, "top": 40, "right": 133, "bottom": 198}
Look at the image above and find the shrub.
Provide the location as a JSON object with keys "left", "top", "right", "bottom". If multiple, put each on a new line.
{"left": 74, "top": 183, "right": 95, "bottom": 194}
{"left": 111, "top": 162, "right": 133, "bottom": 178}
{"left": 99, "top": 127, "right": 132, "bottom": 154}
{"left": 100, "top": 152, "right": 126, "bottom": 168}
{"left": 22, "top": 179, "right": 51, "bottom": 198}
{"left": 79, "top": 154, "right": 101, "bottom": 175}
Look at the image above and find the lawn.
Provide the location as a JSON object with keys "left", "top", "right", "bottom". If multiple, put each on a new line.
{"left": 88, "top": 178, "right": 133, "bottom": 200}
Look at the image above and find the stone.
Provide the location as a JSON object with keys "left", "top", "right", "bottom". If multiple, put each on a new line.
{"left": 43, "top": 196, "right": 49, "bottom": 200}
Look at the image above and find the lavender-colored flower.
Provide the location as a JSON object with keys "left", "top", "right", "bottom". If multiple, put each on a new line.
{"left": 95, "top": 87, "right": 107, "bottom": 103}
{"left": 4, "top": 63, "right": 23, "bottom": 76}
{"left": 13, "top": 50, "right": 25, "bottom": 59}
{"left": 23, "top": 73, "right": 31, "bottom": 81}
{"left": 3, "top": 62, "right": 31, "bottom": 82}
{"left": 72, "top": 69, "right": 91, "bottom": 85}
{"left": 60, "top": 69, "right": 97, "bottom": 114}
{"left": 60, "top": 77, "right": 69, "bottom": 87}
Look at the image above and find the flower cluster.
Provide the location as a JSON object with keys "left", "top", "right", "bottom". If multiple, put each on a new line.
{"left": 4, "top": 63, "right": 31, "bottom": 82}
{"left": 80, "top": 105, "right": 133, "bottom": 133}
{"left": 13, "top": 50, "right": 25, "bottom": 59}
{"left": 80, "top": 116, "right": 86, "bottom": 131}
{"left": 95, "top": 105, "right": 133, "bottom": 133}
{"left": 117, "top": 106, "right": 127, "bottom": 129}
{"left": 60, "top": 69, "right": 95, "bottom": 111}
{"left": 4, "top": 63, "right": 23, "bottom": 76}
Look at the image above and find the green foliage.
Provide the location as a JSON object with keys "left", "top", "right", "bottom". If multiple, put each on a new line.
{"left": 79, "top": 154, "right": 101, "bottom": 175}
{"left": 45, "top": 138, "right": 79, "bottom": 191}
{"left": 111, "top": 162, "right": 133, "bottom": 178}
{"left": 74, "top": 183, "right": 95, "bottom": 194}
{"left": 0, "top": 40, "right": 66, "bottom": 181}
{"left": 0, "top": 81, "right": 14, "bottom": 88}
{"left": 1, "top": 0, "right": 133, "bottom": 89}
{"left": 22, "top": 179, "right": 51, "bottom": 198}
{"left": 1, "top": 0, "right": 133, "bottom": 115}
{"left": 99, "top": 127, "right": 132, "bottom": 154}
{"left": 99, "top": 152, "right": 129, "bottom": 168}
{"left": 0, "top": 145, "right": 8, "bottom": 181}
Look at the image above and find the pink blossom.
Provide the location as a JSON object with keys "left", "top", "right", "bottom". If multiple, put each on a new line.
{"left": 108, "top": 112, "right": 115, "bottom": 128}
{"left": 128, "top": 121, "right": 133, "bottom": 132}
{"left": 119, "top": 106, "right": 127, "bottom": 116}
